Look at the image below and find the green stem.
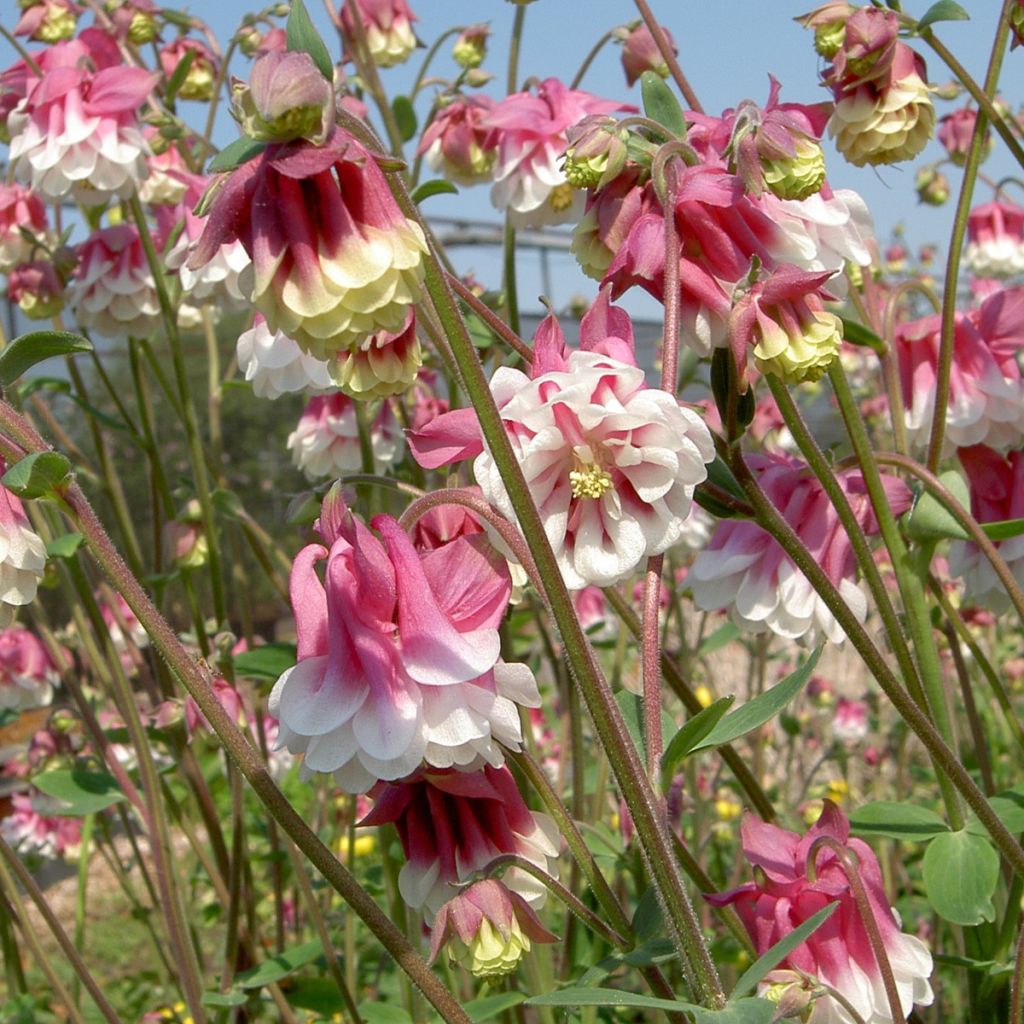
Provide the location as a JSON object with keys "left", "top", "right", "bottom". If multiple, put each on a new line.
{"left": 570, "top": 29, "right": 616, "bottom": 89}
{"left": 72, "top": 813, "right": 95, "bottom": 1010}
{"left": 0, "top": 891, "right": 26, "bottom": 996}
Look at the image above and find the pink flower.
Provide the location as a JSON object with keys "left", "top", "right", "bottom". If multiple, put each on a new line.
{"left": 0, "top": 482, "right": 47, "bottom": 627}
{"left": 185, "top": 677, "right": 247, "bottom": 736}
{"left": 269, "top": 489, "right": 541, "bottom": 792}
{"left": 938, "top": 106, "right": 989, "bottom": 167}
{"left": 571, "top": 167, "right": 654, "bottom": 281}
{"left": 340, "top": 0, "right": 418, "bottom": 68}
{"left": 418, "top": 95, "right": 497, "bottom": 186}
{"left": 14, "top": 0, "right": 81, "bottom": 43}
{"left": 0, "top": 627, "right": 59, "bottom": 711}
{"left": 237, "top": 315, "right": 333, "bottom": 400}
{"left": 8, "top": 260, "right": 64, "bottom": 320}
{"left": 832, "top": 697, "right": 869, "bottom": 743}
{"left": 189, "top": 129, "right": 427, "bottom": 361}
{"left": 948, "top": 445, "right": 1024, "bottom": 612}
{"left": 1, "top": 791, "right": 82, "bottom": 861}
{"left": 287, "top": 392, "right": 403, "bottom": 479}
{"left": 7, "top": 40, "right": 156, "bottom": 203}
{"left": 358, "top": 766, "right": 559, "bottom": 917}
{"left": 689, "top": 456, "right": 912, "bottom": 645}
{"left": 68, "top": 224, "right": 161, "bottom": 339}
{"left": 619, "top": 22, "right": 676, "bottom": 88}
{"left": 0, "top": 184, "right": 51, "bottom": 272}
{"left": 484, "top": 78, "right": 630, "bottom": 228}
{"left": 896, "top": 286, "right": 1024, "bottom": 455}
{"left": 964, "top": 200, "right": 1024, "bottom": 278}
{"left": 158, "top": 38, "right": 217, "bottom": 102}
{"left": 706, "top": 803, "right": 934, "bottom": 1023}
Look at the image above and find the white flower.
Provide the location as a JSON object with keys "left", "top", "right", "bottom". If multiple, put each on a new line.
{"left": 474, "top": 350, "right": 715, "bottom": 590}
{"left": 0, "top": 488, "right": 46, "bottom": 627}
{"left": 237, "top": 318, "right": 333, "bottom": 400}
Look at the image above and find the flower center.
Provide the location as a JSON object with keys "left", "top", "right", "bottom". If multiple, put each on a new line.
{"left": 570, "top": 462, "right": 613, "bottom": 500}
{"left": 548, "top": 183, "right": 575, "bottom": 213}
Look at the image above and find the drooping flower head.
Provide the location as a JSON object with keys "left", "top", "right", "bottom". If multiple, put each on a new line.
{"left": 269, "top": 488, "right": 541, "bottom": 792}
{"left": 418, "top": 94, "right": 497, "bottom": 186}
{"left": 340, "top": 0, "right": 418, "bottom": 68}
{"left": 0, "top": 626, "right": 60, "bottom": 711}
{"left": 706, "top": 802, "right": 934, "bottom": 1024}
{"left": 8, "top": 260, "right": 65, "bottom": 320}
{"left": 334, "top": 308, "right": 423, "bottom": 399}
{"left": 964, "top": 200, "right": 1024, "bottom": 278}
{"left": 0, "top": 184, "right": 51, "bottom": 272}
{"left": 358, "top": 765, "right": 559, "bottom": 917}
{"left": 158, "top": 37, "right": 218, "bottom": 102}
{"left": 237, "top": 315, "right": 333, "bottom": 400}
{"left": 0, "top": 482, "right": 47, "bottom": 628}
{"left": 617, "top": 21, "right": 677, "bottom": 88}
{"left": 0, "top": 790, "right": 82, "bottom": 861}
{"left": 14, "top": 0, "right": 82, "bottom": 43}
{"left": 938, "top": 106, "right": 990, "bottom": 167}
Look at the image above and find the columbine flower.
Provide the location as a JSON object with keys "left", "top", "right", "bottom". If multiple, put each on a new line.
{"left": 964, "top": 200, "right": 1024, "bottom": 278}
{"left": 706, "top": 802, "right": 934, "bottom": 1024}
{"left": 158, "top": 38, "right": 218, "bottom": 102}
{"left": 237, "top": 316, "right": 333, "bottom": 400}
{"left": 832, "top": 697, "right": 869, "bottom": 743}
{"left": 8, "top": 261, "right": 65, "bottom": 320}
{"left": 484, "top": 78, "right": 629, "bottom": 228}
{"left": 618, "top": 21, "right": 677, "bottom": 87}
{"left": 0, "top": 483, "right": 47, "bottom": 628}
{"left": 571, "top": 167, "right": 653, "bottom": 281}
{"left": 452, "top": 24, "right": 489, "bottom": 69}
{"left": 334, "top": 309, "right": 422, "bottom": 398}
{"left": 188, "top": 128, "right": 427, "bottom": 361}
{"left": 14, "top": 0, "right": 81, "bottom": 43}
{"left": 0, "top": 184, "right": 51, "bottom": 272}
{"left": 948, "top": 444, "right": 1024, "bottom": 613}
{"left": 430, "top": 880, "right": 557, "bottom": 978}
{"left": 418, "top": 95, "right": 497, "bottom": 186}
{"left": 896, "top": 286, "right": 1024, "bottom": 455}
{"left": 938, "top": 106, "right": 989, "bottom": 166}
{"left": 689, "top": 456, "right": 911, "bottom": 645}
{"left": 136, "top": 133, "right": 190, "bottom": 205}
{"left": 68, "top": 225, "right": 161, "bottom": 340}
{"left": 340, "top": 0, "right": 418, "bottom": 68}
{"left": 8, "top": 39, "right": 156, "bottom": 203}
{"left": 269, "top": 489, "right": 541, "bottom": 792}
{"left": 0, "top": 626, "right": 59, "bottom": 711}
{"left": 287, "top": 393, "right": 402, "bottom": 479}
{"left": 0, "top": 791, "right": 82, "bottom": 861}
{"left": 358, "top": 766, "right": 559, "bottom": 917}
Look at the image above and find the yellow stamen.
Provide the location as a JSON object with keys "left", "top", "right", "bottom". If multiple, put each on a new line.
{"left": 548, "top": 183, "right": 575, "bottom": 213}
{"left": 570, "top": 463, "right": 613, "bottom": 499}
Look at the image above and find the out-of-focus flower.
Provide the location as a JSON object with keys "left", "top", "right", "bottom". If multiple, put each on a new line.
{"left": 269, "top": 489, "right": 541, "bottom": 792}
{"left": 915, "top": 165, "right": 949, "bottom": 207}
{"left": 340, "top": 0, "right": 418, "bottom": 68}
{"left": 0, "top": 627, "right": 59, "bottom": 711}
{"left": 359, "top": 765, "right": 559, "bottom": 917}
{"left": 107, "top": 0, "right": 160, "bottom": 44}
{"left": 334, "top": 308, "right": 422, "bottom": 399}
{"left": 159, "top": 38, "right": 218, "bottom": 102}
{"left": 949, "top": 445, "right": 1024, "bottom": 613}
{"left": 452, "top": 24, "right": 489, "bottom": 69}
{"left": 185, "top": 677, "right": 247, "bottom": 736}
{"left": 8, "top": 260, "right": 65, "bottom": 320}
{"left": 706, "top": 802, "right": 934, "bottom": 1023}
{"left": 418, "top": 94, "right": 497, "bottom": 186}
{"left": 832, "top": 697, "right": 869, "bottom": 743}
{"left": 8, "top": 40, "right": 155, "bottom": 203}
{"left": 689, "top": 456, "right": 912, "bottom": 645}
{"left": 0, "top": 184, "right": 51, "bottom": 272}
{"left": 14, "top": 0, "right": 81, "bottom": 43}
{"left": 0, "top": 483, "right": 47, "bottom": 628}
{"left": 484, "top": 78, "right": 630, "bottom": 228}
{"left": 618, "top": 21, "right": 676, "bottom": 88}
{"left": 136, "top": 134, "right": 190, "bottom": 205}
{"left": 68, "top": 225, "right": 161, "bottom": 340}
{"left": 896, "top": 286, "right": 1024, "bottom": 455}
{"left": 1, "top": 791, "right": 82, "bottom": 860}
{"left": 430, "top": 879, "right": 557, "bottom": 978}
{"left": 964, "top": 200, "right": 1024, "bottom": 278}
{"left": 237, "top": 316, "right": 333, "bottom": 400}
{"left": 796, "top": 2, "right": 854, "bottom": 60}
{"left": 287, "top": 392, "right": 403, "bottom": 479}
{"left": 164, "top": 502, "right": 208, "bottom": 571}
{"left": 938, "top": 106, "right": 989, "bottom": 166}
{"left": 188, "top": 128, "right": 427, "bottom": 361}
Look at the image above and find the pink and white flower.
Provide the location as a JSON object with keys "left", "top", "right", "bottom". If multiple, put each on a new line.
{"left": 287, "top": 392, "right": 402, "bottom": 479}
{"left": 689, "top": 456, "right": 912, "bottom": 645}
{"left": 7, "top": 40, "right": 155, "bottom": 204}
{"left": 269, "top": 490, "right": 541, "bottom": 792}
{"left": 68, "top": 224, "right": 161, "bottom": 339}
{"left": 0, "top": 626, "right": 60, "bottom": 711}
{"left": 237, "top": 316, "right": 333, "bottom": 400}
{"left": 340, "top": 0, "right": 418, "bottom": 68}
{"left": 619, "top": 21, "right": 677, "bottom": 88}
{"left": 8, "top": 260, "right": 65, "bottom": 320}
{"left": 0, "top": 184, "right": 51, "bottom": 272}
{"left": 964, "top": 200, "right": 1024, "bottom": 278}
{"left": 0, "top": 484, "right": 47, "bottom": 628}
{"left": 1, "top": 791, "right": 82, "bottom": 861}
{"left": 359, "top": 766, "right": 559, "bottom": 917}
{"left": 832, "top": 697, "right": 869, "bottom": 744}
{"left": 484, "top": 78, "right": 630, "bottom": 229}
{"left": 948, "top": 445, "right": 1024, "bottom": 613}
{"left": 896, "top": 286, "right": 1024, "bottom": 455}
{"left": 418, "top": 95, "right": 497, "bottom": 186}
{"left": 706, "top": 802, "right": 934, "bottom": 1023}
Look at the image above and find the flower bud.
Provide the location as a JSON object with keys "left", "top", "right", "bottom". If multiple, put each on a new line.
{"left": 915, "top": 165, "right": 949, "bottom": 206}
{"left": 838, "top": 7, "right": 899, "bottom": 80}
{"left": 17, "top": 0, "right": 79, "bottom": 43}
{"left": 762, "top": 136, "right": 826, "bottom": 201}
{"left": 563, "top": 116, "right": 629, "bottom": 190}
{"left": 619, "top": 21, "right": 676, "bottom": 87}
{"left": 236, "top": 25, "right": 264, "bottom": 58}
{"left": 762, "top": 972, "right": 815, "bottom": 1020}
{"left": 232, "top": 50, "right": 334, "bottom": 144}
{"left": 938, "top": 106, "right": 990, "bottom": 166}
{"left": 127, "top": 9, "right": 159, "bottom": 44}
{"left": 795, "top": 2, "right": 853, "bottom": 59}
{"left": 452, "top": 24, "right": 488, "bottom": 69}
{"left": 160, "top": 39, "right": 218, "bottom": 102}
{"left": 8, "top": 261, "right": 64, "bottom": 320}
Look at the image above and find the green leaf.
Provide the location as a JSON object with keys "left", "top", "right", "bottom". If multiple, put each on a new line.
{"left": 981, "top": 517, "right": 1024, "bottom": 541}
{"left": 840, "top": 317, "right": 884, "bottom": 352}
{"left": 917, "top": 0, "right": 970, "bottom": 31}
{"left": 661, "top": 696, "right": 735, "bottom": 786}
{"left": 411, "top": 178, "right": 459, "bottom": 204}
{"left": 283, "top": 977, "right": 344, "bottom": 1015}
{"left": 966, "top": 783, "right": 1024, "bottom": 838}
{"left": 850, "top": 801, "right": 949, "bottom": 842}
{"left": 165, "top": 47, "right": 195, "bottom": 105}
{"left": 614, "top": 690, "right": 674, "bottom": 765}
{"left": 465, "top": 992, "right": 527, "bottom": 1022}
{"left": 211, "top": 488, "right": 245, "bottom": 520}
{"left": 0, "top": 708, "right": 20, "bottom": 729}
{"left": 923, "top": 830, "right": 998, "bottom": 925}
{"left": 527, "top": 989, "right": 774, "bottom": 1023}
{"left": 392, "top": 95, "right": 418, "bottom": 142}
{"left": 286, "top": 0, "right": 334, "bottom": 80}
{"left": 691, "top": 646, "right": 822, "bottom": 754}
{"left": 639, "top": 71, "right": 686, "bottom": 137}
{"left": 0, "top": 331, "right": 92, "bottom": 386}
{"left": 207, "top": 136, "right": 267, "bottom": 174}
{"left": 237, "top": 940, "right": 321, "bottom": 989}
{"left": 731, "top": 902, "right": 839, "bottom": 999}
{"left": 34, "top": 769, "right": 126, "bottom": 816}
{"left": 2, "top": 452, "right": 73, "bottom": 499}
{"left": 696, "top": 621, "right": 741, "bottom": 657}
{"left": 357, "top": 1004, "right": 413, "bottom": 1024}
{"left": 233, "top": 642, "right": 297, "bottom": 681}
{"left": 202, "top": 991, "right": 247, "bottom": 1009}
{"left": 905, "top": 471, "right": 970, "bottom": 541}
{"left": 631, "top": 887, "right": 663, "bottom": 942}
{"left": 45, "top": 532, "right": 84, "bottom": 559}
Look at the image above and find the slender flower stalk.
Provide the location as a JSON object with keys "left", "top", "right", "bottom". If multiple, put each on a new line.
{"left": 631, "top": 0, "right": 703, "bottom": 112}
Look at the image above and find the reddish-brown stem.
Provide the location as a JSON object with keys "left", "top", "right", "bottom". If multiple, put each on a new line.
{"left": 447, "top": 274, "right": 535, "bottom": 365}
{"left": 631, "top": 0, "right": 703, "bottom": 113}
